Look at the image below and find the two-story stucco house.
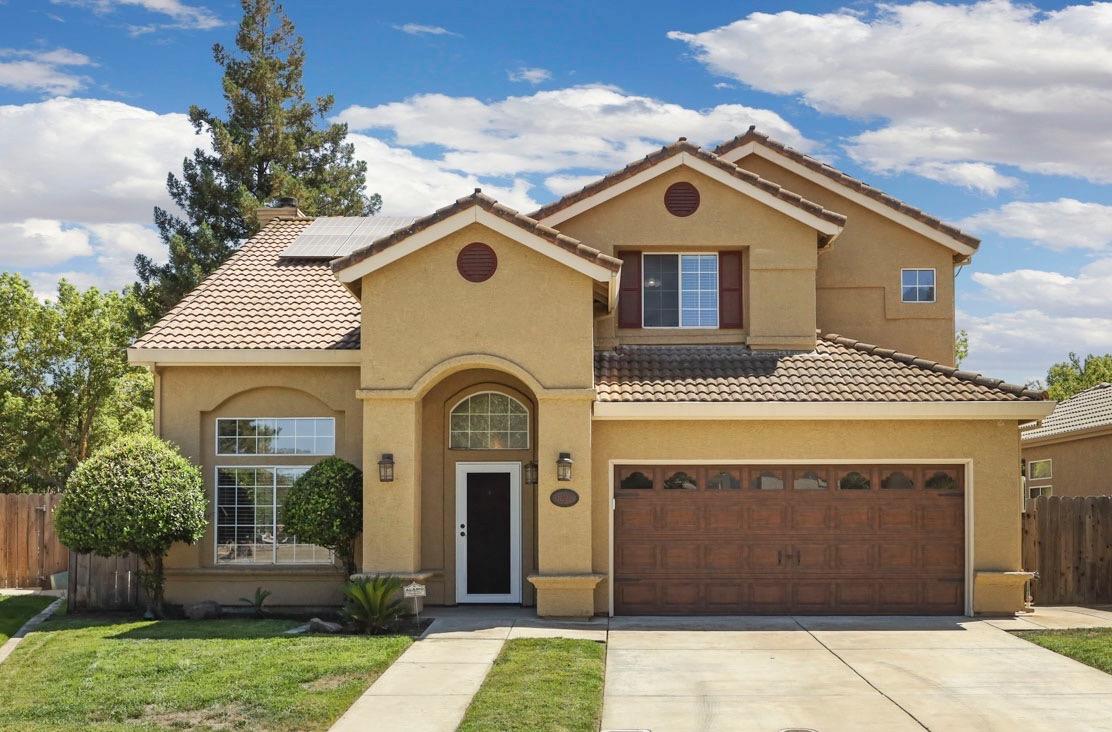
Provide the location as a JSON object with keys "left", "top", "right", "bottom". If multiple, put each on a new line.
{"left": 128, "top": 128, "right": 1053, "bottom": 618}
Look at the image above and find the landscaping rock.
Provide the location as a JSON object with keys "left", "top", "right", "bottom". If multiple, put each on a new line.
{"left": 184, "top": 601, "right": 221, "bottom": 620}
{"left": 308, "top": 617, "right": 343, "bottom": 634}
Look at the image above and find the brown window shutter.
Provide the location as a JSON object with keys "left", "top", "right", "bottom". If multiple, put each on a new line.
{"left": 719, "top": 251, "right": 742, "bottom": 329}
{"left": 618, "top": 251, "right": 642, "bottom": 329}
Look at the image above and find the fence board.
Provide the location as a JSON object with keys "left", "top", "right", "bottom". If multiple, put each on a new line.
{"left": 0, "top": 493, "right": 68, "bottom": 588}
{"left": 67, "top": 552, "right": 140, "bottom": 612}
{"left": 1024, "top": 495, "right": 1112, "bottom": 605}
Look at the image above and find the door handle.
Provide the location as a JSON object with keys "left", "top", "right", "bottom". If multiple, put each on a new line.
{"left": 777, "top": 550, "right": 783, "bottom": 566}
{"left": 794, "top": 549, "right": 801, "bottom": 567}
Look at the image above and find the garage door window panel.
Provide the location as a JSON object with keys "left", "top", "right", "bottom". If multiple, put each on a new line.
{"left": 707, "top": 468, "right": 741, "bottom": 490}
{"left": 663, "top": 469, "right": 699, "bottom": 490}
{"left": 837, "top": 468, "right": 873, "bottom": 491}
{"left": 793, "top": 469, "right": 829, "bottom": 491}
{"left": 924, "top": 468, "right": 961, "bottom": 491}
{"left": 881, "top": 468, "right": 917, "bottom": 490}
{"left": 619, "top": 467, "right": 655, "bottom": 491}
{"left": 751, "top": 468, "right": 785, "bottom": 491}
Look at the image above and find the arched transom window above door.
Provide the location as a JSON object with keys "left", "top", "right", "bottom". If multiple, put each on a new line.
{"left": 450, "top": 392, "right": 529, "bottom": 450}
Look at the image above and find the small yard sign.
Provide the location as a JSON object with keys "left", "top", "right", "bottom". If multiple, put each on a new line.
{"left": 403, "top": 582, "right": 426, "bottom": 598}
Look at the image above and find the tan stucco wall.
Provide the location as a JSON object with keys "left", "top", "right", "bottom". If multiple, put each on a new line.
{"left": 553, "top": 164, "right": 820, "bottom": 351}
{"left": 591, "top": 418, "right": 1026, "bottom": 615}
{"left": 1023, "top": 431, "right": 1112, "bottom": 497}
{"left": 737, "top": 154, "right": 957, "bottom": 364}
{"left": 155, "top": 365, "right": 361, "bottom": 606}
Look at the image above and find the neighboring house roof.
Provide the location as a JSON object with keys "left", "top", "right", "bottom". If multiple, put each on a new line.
{"left": 1021, "top": 383, "right": 1112, "bottom": 442}
{"left": 132, "top": 218, "right": 361, "bottom": 350}
{"left": 529, "top": 139, "right": 847, "bottom": 243}
{"left": 714, "top": 127, "right": 980, "bottom": 258}
{"left": 330, "top": 190, "right": 622, "bottom": 282}
{"left": 594, "top": 333, "right": 1045, "bottom": 403}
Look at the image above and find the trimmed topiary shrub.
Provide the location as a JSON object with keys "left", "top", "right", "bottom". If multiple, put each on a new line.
{"left": 281, "top": 457, "right": 362, "bottom": 576}
{"left": 54, "top": 434, "right": 206, "bottom": 617}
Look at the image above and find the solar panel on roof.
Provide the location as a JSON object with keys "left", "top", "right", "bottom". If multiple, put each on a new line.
{"left": 280, "top": 216, "right": 419, "bottom": 259}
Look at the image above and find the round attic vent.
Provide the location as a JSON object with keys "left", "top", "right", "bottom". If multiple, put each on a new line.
{"left": 457, "top": 242, "right": 498, "bottom": 282}
{"left": 664, "top": 181, "right": 700, "bottom": 217}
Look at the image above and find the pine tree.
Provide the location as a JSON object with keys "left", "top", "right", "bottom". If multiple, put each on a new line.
{"left": 132, "top": 0, "right": 379, "bottom": 331}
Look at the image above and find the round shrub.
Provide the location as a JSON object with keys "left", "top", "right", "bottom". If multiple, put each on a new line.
{"left": 281, "top": 457, "right": 362, "bottom": 575}
{"left": 55, "top": 434, "right": 206, "bottom": 615}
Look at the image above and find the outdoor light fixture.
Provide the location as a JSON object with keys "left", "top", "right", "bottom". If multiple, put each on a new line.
{"left": 524, "top": 461, "right": 538, "bottom": 486}
{"left": 378, "top": 453, "right": 395, "bottom": 482}
{"left": 556, "top": 452, "right": 573, "bottom": 482}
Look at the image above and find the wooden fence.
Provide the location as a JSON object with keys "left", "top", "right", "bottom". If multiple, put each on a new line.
{"left": 68, "top": 552, "right": 141, "bottom": 612}
{"left": 0, "top": 493, "right": 68, "bottom": 588}
{"left": 1023, "top": 495, "right": 1112, "bottom": 605}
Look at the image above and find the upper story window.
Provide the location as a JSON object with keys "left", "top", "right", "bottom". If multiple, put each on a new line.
{"left": 216, "top": 418, "right": 335, "bottom": 456}
{"left": 450, "top": 392, "right": 529, "bottom": 450}
{"left": 643, "top": 253, "right": 719, "bottom": 328}
{"left": 1028, "top": 459, "right": 1052, "bottom": 481}
{"left": 901, "top": 268, "right": 936, "bottom": 303}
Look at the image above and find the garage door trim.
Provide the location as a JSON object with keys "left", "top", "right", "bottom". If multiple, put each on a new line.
{"left": 606, "top": 458, "right": 973, "bottom": 616}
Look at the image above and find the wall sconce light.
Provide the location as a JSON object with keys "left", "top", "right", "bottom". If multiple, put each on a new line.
{"left": 524, "top": 461, "right": 538, "bottom": 486}
{"left": 556, "top": 452, "right": 573, "bottom": 482}
{"left": 378, "top": 453, "right": 395, "bottom": 482}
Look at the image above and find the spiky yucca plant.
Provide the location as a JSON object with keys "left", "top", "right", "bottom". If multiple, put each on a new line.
{"left": 239, "top": 587, "right": 272, "bottom": 618}
{"left": 342, "top": 576, "right": 405, "bottom": 634}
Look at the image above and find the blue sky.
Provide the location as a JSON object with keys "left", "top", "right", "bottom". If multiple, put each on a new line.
{"left": 2, "top": 0, "right": 1111, "bottom": 384}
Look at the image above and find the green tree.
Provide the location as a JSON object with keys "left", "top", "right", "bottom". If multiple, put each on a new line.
{"left": 954, "top": 329, "right": 969, "bottom": 367}
{"left": 1045, "top": 352, "right": 1112, "bottom": 401}
{"left": 132, "top": 0, "right": 380, "bottom": 331}
{"left": 55, "top": 435, "right": 206, "bottom": 617}
{"left": 281, "top": 457, "right": 362, "bottom": 575}
{"left": 0, "top": 274, "right": 150, "bottom": 493}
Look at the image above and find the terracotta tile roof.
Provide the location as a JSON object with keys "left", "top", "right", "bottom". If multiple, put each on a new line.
{"left": 133, "top": 218, "right": 361, "bottom": 350}
{"left": 527, "top": 139, "right": 847, "bottom": 240}
{"left": 1022, "top": 383, "right": 1112, "bottom": 441}
{"left": 594, "top": 333, "right": 1045, "bottom": 403}
{"left": 331, "top": 190, "right": 622, "bottom": 275}
{"left": 714, "top": 127, "right": 980, "bottom": 251}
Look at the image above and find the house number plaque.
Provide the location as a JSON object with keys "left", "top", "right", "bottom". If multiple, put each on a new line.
{"left": 550, "top": 488, "right": 579, "bottom": 507}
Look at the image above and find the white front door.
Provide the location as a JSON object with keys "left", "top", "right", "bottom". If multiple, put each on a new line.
{"left": 455, "top": 462, "right": 522, "bottom": 603}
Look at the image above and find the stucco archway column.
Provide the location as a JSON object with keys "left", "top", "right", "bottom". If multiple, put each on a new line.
{"left": 528, "top": 393, "right": 603, "bottom": 617}
{"left": 359, "top": 396, "right": 422, "bottom": 575}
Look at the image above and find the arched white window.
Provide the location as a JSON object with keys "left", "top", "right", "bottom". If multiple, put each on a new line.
{"left": 450, "top": 392, "right": 529, "bottom": 449}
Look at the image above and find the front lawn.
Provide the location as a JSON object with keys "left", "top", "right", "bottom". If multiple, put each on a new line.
{"left": 1018, "top": 629, "right": 1112, "bottom": 674}
{"left": 0, "top": 594, "right": 55, "bottom": 644}
{"left": 458, "top": 638, "right": 606, "bottom": 732}
{"left": 0, "top": 616, "right": 411, "bottom": 731}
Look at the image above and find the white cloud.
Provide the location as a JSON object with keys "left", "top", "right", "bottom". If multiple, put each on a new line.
{"left": 0, "top": 97, "right": 203, "bottom": 225}
{"left": 393, "top": 23, "right": 458, "bottom": 36}
{"left": 350, "top": 134, "right": 538, "bottom": 215}
{"left": 960, "top": 307, "right": 1112, "bottom": 384}
{"left": 543, "top": 174, "right": 604, "bottom": 196}
{"left": 0, "top": 219, "right": 93, "bottom": 266}
{"left": 0, "top": 48, "right": 94, "bottom": 95}
{"left": 907, "top": 161, "right": 1021, "bottom": 195}
{"left": 336, "top": 84, "right": 807, "bottom": 179}
{"left": 973, "top": 258, "right": 1112, "bottom": 317}
{"left": 508, "top": 67, "right": 552, "bottom": 84}
{"left": 670, "top": 1, "right": 1112, "bottom": 187}
{"left": 54, "top": 0, "right": 224, "bottom": 32}
{"left": 962, "top": 198, "right": 1112, "bottom": 251}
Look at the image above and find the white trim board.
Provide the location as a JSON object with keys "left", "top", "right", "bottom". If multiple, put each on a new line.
{"left": 593, "top": 401, "right": 1054, "bottom": 421}
{"left": 605, "top": 458, "right": 975, "bottom": 617}
{"left": 332, "top": 207, "right": 617, "bottom": 284}
{"left": 536, "top": 152, "right": 845, "bottom": 238}
{"left": 127, "top": 348, "right": 360, "bottom": 367}
{"left": 718, "top": 142, "right": 976, "bottom": 257}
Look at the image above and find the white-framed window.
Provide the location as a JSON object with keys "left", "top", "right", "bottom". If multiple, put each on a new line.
{"left": 1025, "top": 484, "right": 1053, "bottom": 501}
{"left": 216, "top": 417, "right": 335, "bottom": 456}
{"left": 449, "top": 392, "right": 529, "bottom": 450}
{"left": 1028, "top": 458, "right": 1053, "bottom": 480}
{"left": 642, "top": 253, "right": 719, "bottom": 328}
{"left": 215, "top": 466, "right": 332, "bottom": 564}
{"left": 901, "top": 268, "right": 936, "bottom": 303}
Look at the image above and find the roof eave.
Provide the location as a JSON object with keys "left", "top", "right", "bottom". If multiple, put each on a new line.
{"left": 593, "top": 401, "right": 1055, "bottom": 421}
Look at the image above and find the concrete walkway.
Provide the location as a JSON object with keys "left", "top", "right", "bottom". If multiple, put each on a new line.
{"left": 603, "top": 614, "right": 1112, "bottom": 732}
{"left": 328, "top": 606, "right": 606, "bottom": 732}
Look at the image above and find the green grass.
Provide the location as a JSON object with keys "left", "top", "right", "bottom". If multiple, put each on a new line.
{"left": 458, "top": 638, "right": 606, "bottom": 732}
{"left": 1018, "top": 629, "right": 1112, "bottom": 674}
{"left": 0, "top": 616, "right": 412, "bottom": 731}
{"left": 0, "top": 595, "right": 55, "bottom": 644}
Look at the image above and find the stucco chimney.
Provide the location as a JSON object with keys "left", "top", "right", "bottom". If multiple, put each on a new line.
{"left": 256, "top": 196, "right": 305, "bottom": 228}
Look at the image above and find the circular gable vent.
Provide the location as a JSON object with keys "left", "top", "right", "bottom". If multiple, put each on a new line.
{"left": 457, "top": 242, "right": 498, "bottom": 282}
{"left": 664, "top": 181, "right": 700, "bottom": 217}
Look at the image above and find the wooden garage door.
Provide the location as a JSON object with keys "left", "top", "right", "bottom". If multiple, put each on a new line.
{"left": 613, "top": 464, "right": 965, "bottom": 615}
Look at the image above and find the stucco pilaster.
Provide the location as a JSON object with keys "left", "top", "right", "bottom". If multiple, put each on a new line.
{"left": 360, "top": 397, "right": 422, "bottom": 573}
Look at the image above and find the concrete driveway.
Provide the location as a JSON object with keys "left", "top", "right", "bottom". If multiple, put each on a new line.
{"left": 603, "top": 614, "right": 1112, "bottom": 732}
